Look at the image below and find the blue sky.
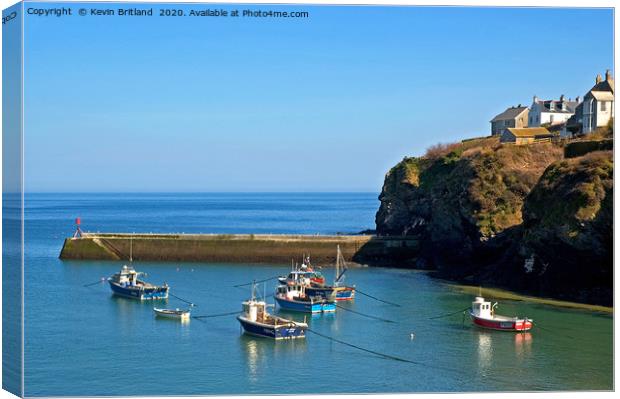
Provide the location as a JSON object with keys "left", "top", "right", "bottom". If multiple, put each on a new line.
{"left": 22, "top": 3, "right": 613, "bottom": 192}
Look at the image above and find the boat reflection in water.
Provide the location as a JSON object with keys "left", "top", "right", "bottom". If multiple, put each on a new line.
{"left": 515, "top": 332, "right": 533, "bottom": 360}
{"left": 476, "top": 332, "right": 493, "bottom": 374}
{"left": 241, "top": 335, "right": 308, "bottom": 385}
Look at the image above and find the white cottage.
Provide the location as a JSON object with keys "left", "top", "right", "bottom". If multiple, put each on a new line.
{"left": 582, "top": 70, "right": 614, "bottom": 134}
{"left": 529, "top": 95, "right": 579, "bottom": 127}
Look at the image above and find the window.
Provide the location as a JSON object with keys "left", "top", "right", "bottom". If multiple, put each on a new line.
{"left": 601, "top": 101, "right": 607, "bottom": 112}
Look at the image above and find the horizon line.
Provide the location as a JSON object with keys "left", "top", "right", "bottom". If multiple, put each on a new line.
{"left": 18, "top": 190, "right": 381, "bottom": 194}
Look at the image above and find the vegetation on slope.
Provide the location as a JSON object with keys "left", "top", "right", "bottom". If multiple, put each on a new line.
{"left": 376, "top": 133, "right": 613, "bottom": 305}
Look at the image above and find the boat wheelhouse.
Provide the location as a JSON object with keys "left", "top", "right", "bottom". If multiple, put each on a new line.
{"left": 237, "top": 284, "right": 308, "bottom": 339}
{"left": 274, "top": 283, "right": 335, "bottom": 313}
{"left": 469, "top": 296, "right": 533, "bottom": 332}
{"left": 277, "top": 256, "right": 326, "bottom": 286}
{"left": 108, "top": 265, "right": 169, "bottom": 300}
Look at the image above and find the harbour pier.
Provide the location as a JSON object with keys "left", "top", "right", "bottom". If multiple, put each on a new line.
{"left": 59, "top": 233, "right": 420, "bottom": 266}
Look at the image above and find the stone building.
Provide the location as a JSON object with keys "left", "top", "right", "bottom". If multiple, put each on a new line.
{"left": 490, "top": 106, "right": 529, "bottom": 135}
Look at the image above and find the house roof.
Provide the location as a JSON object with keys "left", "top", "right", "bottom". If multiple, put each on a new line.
{"left": 589, "top": 91, "right": 614, "bottom": 101}
{"left": 490, "top": 106, "right": 528, "bottom": 122}
{"left": 533, "top": 99, "right": 579, "bottom": 114}
{"left": 505, "top": 127, "right": 552, "bottom": 138}
{"left": 590, "top": 79, "right": 614, "bottom": 93}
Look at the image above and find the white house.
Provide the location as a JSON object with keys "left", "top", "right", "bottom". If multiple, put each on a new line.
{"left": 582, "top": 70, "right": 614, "bottom": 134}
{"left": 528, "top": 95, "right": 579, "bottom": 127}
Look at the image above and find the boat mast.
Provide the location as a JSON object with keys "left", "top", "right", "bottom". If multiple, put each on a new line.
{"left": 335, "top": 245, "right": 347, "bottom": 284}
{"left": 129, "top": 235, "right": 133, "bottom": 263}
{"left": 335, "top": 245, "right": 341, "bottom": 284}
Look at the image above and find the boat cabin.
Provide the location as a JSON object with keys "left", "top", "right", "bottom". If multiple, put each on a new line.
{"left": 471, "top": 296, "right": 496, "bottom": 319}
{"left": 241, "top": 299, "right": 267, "bottom": 322}
{"left": 276, "top": 283, "right": 307, "bottom": 299}
{"left": 116, "top": 265, "right": 139, "bottom": 287}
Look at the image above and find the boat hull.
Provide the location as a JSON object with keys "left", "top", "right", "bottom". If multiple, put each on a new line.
{"left": 237, "top": 316, "right": 307, "bottom": 340}
{"left": 334, "top": 286, "right": 355, "bottom": 301}
{"left": 153, "top": 308, "right": 190, "bottom": 320}
{"left": 470, "top": 312, "right": 533, "bottom": 332}
{"left": 275, "top": 296, "right": 335, "bottom": 313}
{"left": 109, "top": 281, "right": 169, "bottom": 300}
{"left": 306, "top": 285, "right": 355, "bottom": 301}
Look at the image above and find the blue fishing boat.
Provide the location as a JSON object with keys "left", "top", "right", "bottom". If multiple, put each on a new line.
{"left": 108, "top": 265, "right": 169, "bottom": 300}
{"left": 237, "top": 283, "right": 308, "bottom": 339}
{"left": 275, "top": 282, "right": 336, "bottom": 313}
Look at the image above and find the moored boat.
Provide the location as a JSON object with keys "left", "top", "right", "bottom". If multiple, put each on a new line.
{"left": 238, "top": 284, "right": 308, "bottom": 339}
{"left": 153, "top": 307, "right": 190, "bottom": 320}
{"left": 469, "top": 296, "right": 533, "bottom": 332}
{"left": 277, "top": 256, "right": 326, "bottom": 286}
{"left": 305, "top": 245, "right": 355, "bottom": 301}
{"left": 108, "top": 265, "right": 169, "bottom": 300}
{"left": 275, "top": 283, "right": 335, "bottom": 313}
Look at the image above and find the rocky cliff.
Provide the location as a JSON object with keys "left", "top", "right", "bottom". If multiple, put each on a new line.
{"left": 376, "top": 137, "right": 613, "bottom": 305}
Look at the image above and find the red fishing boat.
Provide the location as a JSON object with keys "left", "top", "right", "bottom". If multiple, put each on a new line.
{"left": 469, "top": 296, "right": 533, "bottom": 332}
{"left": 277, "top": 256, "right": 326, "bottom": 286}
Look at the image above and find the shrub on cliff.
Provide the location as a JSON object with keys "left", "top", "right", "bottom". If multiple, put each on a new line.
{"left": 564, "top": 139, "right": 613, "bottom": 158}
{"left": 523, "top": 150, "right": 612, "bottom": 242}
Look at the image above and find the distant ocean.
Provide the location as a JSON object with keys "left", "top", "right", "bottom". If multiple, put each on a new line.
{"left": 18, "top": 192, "right": 613, "bottom": 396}
{"left": 25, "top": 192, "right": 379, "bottom": 238}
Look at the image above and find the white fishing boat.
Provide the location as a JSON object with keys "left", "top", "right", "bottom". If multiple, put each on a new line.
{"left": 153, "top": 307, "right": 191, "bottom": 320}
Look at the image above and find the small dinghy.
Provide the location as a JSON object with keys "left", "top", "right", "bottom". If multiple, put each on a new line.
{"left": 469, "top": 296, "right": 533, "bottom": 332}
{"left": 237, "top": 283, "right": 307, "bottom": 339}
{"left": 153, "top": 307, "right": 191, "bottom": 320}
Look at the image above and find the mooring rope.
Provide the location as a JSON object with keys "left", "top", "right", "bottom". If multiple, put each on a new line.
{"left": 169, "top": 293, "right": 196, "bottom": 307}
{"left": 233, "top": 275, "right": 280, "bottom": 288}
{"left": 305, "top": 328, "right": 417, "bottom": 364}
{"left": 334, "top": 303, "right": 396, "bottom": 323}
{"left": 428, "top": 307, "right": 470, "bottom": 320}
{"left": 534, "top": 321, "right": 582, "bottom": 341}
{"left": 83, "top": 278, "right": 106, "bottom": 287}
{"left": 192, "top": 311, "right": 241, "bottom": 319}
{"left": 355, "top": 289, "right": 401, "bottom": 307}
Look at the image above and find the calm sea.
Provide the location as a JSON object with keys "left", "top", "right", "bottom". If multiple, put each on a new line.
{"left": 22, "top": 193, "right": 612, "bottom": 396}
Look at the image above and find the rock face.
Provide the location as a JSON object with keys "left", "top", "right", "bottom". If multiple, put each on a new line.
{"left": 376, "top": 141, "right": 563, "bottom": 269}
{"left": 519, "top": 151, "right": 613, "bottom": 304}
{"left": 376, "top": 138, "right": 612, "bottom": 305}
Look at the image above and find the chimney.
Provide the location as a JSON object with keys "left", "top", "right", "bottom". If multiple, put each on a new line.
{"left": 576, "top": 96, "right": 580, "bottom": 103}
{"left": 596, "top": 74, "right": 603, "bottom": 84}
{"left": 605, "top": 69, "right": 612, "bottom": 81}
{"left": 533, "top": 95, "right": 538, "bottom": 103}
{"left": 560, "top": 94, "right": 565, "bottom": 102}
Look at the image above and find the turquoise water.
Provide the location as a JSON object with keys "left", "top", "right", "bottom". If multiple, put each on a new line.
{"left": 23, "top": 193, "right": 613, "bottom": 395}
